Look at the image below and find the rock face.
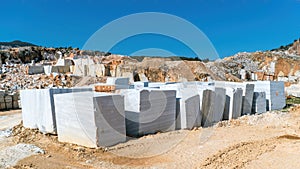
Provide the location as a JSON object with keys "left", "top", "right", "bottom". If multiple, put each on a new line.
{"left": 288, "top": 39, "right": 300, "bottom": 55}
{"left": 1, "top": 38, "right": 300, "bottom": 95}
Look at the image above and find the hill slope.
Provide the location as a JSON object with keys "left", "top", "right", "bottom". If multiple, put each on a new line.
{"left": 0, "top": 40, "right": 36, "bottom": 47}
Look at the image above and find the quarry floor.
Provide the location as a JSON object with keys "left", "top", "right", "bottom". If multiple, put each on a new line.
{"left": 1, "top": 106, "right": 300, "bottom": 169}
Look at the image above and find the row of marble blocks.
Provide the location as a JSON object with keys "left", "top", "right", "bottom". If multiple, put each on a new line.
{"left": 119, "top": 89, "right": 177, "bottom": 137}
{"left": 54, "top": 92, "right": 126, "bottom": 147}
{"left": 0, "top": 90, "right": 19, "bottom": 110}
{"left": 20, "top": 88, "right": 92, "bottom": 134}
{"left": 214, "top": 81, "right": 255, "bottom": 115}
{"left": 246, "top": 81, "right": 285, "bottom": 111}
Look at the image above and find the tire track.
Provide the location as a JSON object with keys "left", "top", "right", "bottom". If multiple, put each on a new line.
{"left": 198, "top": 135, "right": 300, "bottom": 169}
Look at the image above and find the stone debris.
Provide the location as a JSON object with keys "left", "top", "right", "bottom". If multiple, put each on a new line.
{"left": 0, "top": 143, "right": 44, "bottom": 168}
{"left": 0, "top": 129, "right": 13, "bottom": 138}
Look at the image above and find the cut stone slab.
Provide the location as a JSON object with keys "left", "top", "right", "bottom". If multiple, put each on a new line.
{"left": 20, "top": 88, "right": 92, "bottom": 134}
{"left": 223, "top": 87, "right": 243, "bottom": 120}
{"left": 54, "top": 92, "right": 126, "bottom": 147}
{"left": 120, "top": 89, "right": 176, "bottom": 137}
{"left": 252, "top": 92, "right": 267, "bottom": 114}
{"left": 201, "top": 88, "right": 226, "bottom": 127}
{"left": 176, "top": 88, "right": 201, "bottom": 129}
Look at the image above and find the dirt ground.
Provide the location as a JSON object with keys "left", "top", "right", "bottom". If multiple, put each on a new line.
{"left": 1, "top": 106, "right": 300, "bottom": 169}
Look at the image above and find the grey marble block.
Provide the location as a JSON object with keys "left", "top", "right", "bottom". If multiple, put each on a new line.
{"left": 120, "top": 89, "right": 176, "bottom": 137}
{"left": 223, "top": 87, "right": 243, "bottom": 120}
{"left": 252, "top": 92, "right": 267, "bottom": 114}
{"left": 201, "top": 88, "right": 226, "bottom": 127}
{"left": 54, "top": 92, "right": 126, "bottom": 147}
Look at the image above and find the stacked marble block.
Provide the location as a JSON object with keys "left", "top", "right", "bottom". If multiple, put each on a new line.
{"left": 120, "top": 89, "right": 176, "bottom": 137}
{"left": 162, "top": 82, "right": 226, "bottom": 127}
{"left": 20, "top": 88, "right": 92, "bottom": 134}
{"left": 54, "top": 92, "right": 126, "bottom": 147}
{"left": 106, "top": 77, "right": 130, "bottom": 90}
{"left": 0, "top": 90, "right": 19, "bottom": 110}
{"left": 160, "top": 83, "right": 201, "bottom": 129}
{"left": 180, "top": 82, "right": 226, "bottom": 127}
{"left": 0, "top": 91, "right": 6, "bottom": 109}
{"left": 246, "top": 81, "right": 285, "bottom": 111}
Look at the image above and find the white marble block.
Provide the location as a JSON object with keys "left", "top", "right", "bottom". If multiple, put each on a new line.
{"left": 20, "top": 88, "right": 92, "bottom": 134}
{"left": 54, "top": 92, "right": 126, "bottom": 147}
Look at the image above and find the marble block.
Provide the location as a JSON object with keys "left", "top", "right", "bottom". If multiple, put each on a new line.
{"left": 54, "top": 92, "right": 126, "bottom": 147}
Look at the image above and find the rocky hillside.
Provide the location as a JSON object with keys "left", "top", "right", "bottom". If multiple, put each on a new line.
{"left": 1, "top": 38, "right": 300, "bottom": 84}
{"left": 0, "top": 40, "right": 36, "bottom": 48}
{"left": 211, "top": 39, "right": 300, "bottom": 83}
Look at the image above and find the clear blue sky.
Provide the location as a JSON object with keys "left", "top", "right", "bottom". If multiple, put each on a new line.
{"left": 1, "top": 0, "right": 300, "bottom": 58}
